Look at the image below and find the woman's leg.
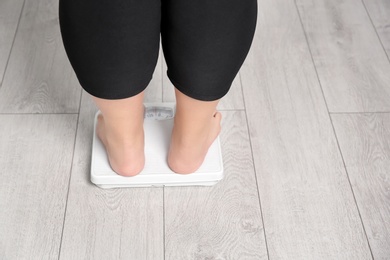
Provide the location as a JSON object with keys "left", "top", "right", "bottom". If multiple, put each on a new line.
{"left": 161, "top": 0, "right": 258, "bottom": 174}
{"left": 168, "top": 88, "right": 222, "bottom": 174}
{"left": 92, "top": 92, "right": 146, "bottom": 177}
{"left": 59, "top": 0, "right": 161, "bottom": 176}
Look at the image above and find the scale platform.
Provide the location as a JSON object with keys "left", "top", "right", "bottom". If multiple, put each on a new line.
{"left": 90, "top": 102, "right": 224, "bottom": 188}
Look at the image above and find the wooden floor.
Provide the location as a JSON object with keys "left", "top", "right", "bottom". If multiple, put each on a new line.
{"left": 1, "top": 0, "right": 389, "bottom": 259}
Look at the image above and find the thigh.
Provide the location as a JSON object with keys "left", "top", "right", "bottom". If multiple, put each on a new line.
{"left": 161, "top": 0, "right": 258, "bottom": 101}
{"left": 59, "top": 0, "right": 161, "bottom": 99}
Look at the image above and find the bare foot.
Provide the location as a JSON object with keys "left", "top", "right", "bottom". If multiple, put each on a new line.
{"left": 168, "top": 111, "right": 222, "bottom": 174}
{"left": 96, "top": 113, "right": 145, "bottom": 177}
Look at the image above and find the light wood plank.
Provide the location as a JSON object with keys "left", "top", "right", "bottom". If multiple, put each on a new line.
{"left": 240, "top": 0, "right": 373, "bottom": 258}
{"left": 59, "top": 62, "right": 165, "bottom": 259}
{"left": 332, "top": 113, "right": 390, "bottom": 259}
{"left": 164, "top": 111, "right": 267, "bottom": 259}
{"left": 0, "top": 114, "right": 77, "bottom": 259}
{"left": 363, "top": 0, "right": 390, "bottom": 55}
{"left": 295, "top": 0, "right": 390, "bottom": 112}
{"left": 0, "top": 0, "right": 24, "bottom": 85}
{"left": 0, "top": 0, "right": 80, "bottom": 113}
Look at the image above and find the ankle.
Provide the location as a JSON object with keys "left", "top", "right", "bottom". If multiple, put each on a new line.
{"left": 101, "top": 117, "right": 143, "bottom": 142}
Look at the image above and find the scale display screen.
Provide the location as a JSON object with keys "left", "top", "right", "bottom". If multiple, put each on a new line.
{"left": 144, "top": 103, "right": 175, "bottom": 120}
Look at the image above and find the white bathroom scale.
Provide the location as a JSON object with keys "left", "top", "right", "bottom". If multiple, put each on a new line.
{"left": 90, "top": 102, "right": 224, "bottom": 189}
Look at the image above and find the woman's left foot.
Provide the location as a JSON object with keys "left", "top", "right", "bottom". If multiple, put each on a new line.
{"left": 96, "top": 112, "right": 145, "bottom": 177}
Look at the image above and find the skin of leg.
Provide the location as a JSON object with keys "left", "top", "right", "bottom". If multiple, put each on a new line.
{"left": 168, "top": 88, "right": 222, "bottom": 174}
{"left": 91, "top": 90, "right": 146, "bottom": 177}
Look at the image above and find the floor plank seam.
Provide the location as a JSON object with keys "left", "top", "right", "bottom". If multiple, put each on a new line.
{"left": 0, "top": 0, "right": 25, "bottom": 90}
{"left": 57, "top": 89, "right": 83, "bottom": 260}
{"left": 239, "top": 72, "right": 270, "bottom": 260}
{"left": 328, "top": 115, "right": 375, "bottom": 260}
{"left": 360, "top": 0, "right": 390, "bottom": 65}
{"left": 293, "top": 0, "right": 375, "bottom": 258}
{"left": 330, "top": 111, "right": 390, "bottom": 114}
{"left": 163, "top": 186, "right": 166, "bottom": 260}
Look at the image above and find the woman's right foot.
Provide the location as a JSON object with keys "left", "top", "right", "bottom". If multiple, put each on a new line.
{"left": 167, "top": 110, "right": 222, "bottom": 174}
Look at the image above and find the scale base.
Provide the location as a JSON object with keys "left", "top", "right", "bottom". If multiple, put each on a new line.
{"left": 90, "top": 102, "right": 224, "bottom": 189}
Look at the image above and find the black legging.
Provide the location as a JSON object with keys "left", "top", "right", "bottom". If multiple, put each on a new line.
{"left": 59, "top": 0, "right": 257, "bottom": 101}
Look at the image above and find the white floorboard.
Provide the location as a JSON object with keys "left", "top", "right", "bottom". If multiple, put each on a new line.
{"left": 332, "top": 113, "right": 390, "bottom": 259}
{"left": 1, "top": 0, "right": 390, "bottom": 258}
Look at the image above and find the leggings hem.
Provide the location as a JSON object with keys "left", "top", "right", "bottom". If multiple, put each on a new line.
{"left": 80, "top": 76, "right": 152, "bottom": 100}
{"left": 167, "top": 71, "right": 228, "bottom": 101}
